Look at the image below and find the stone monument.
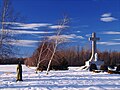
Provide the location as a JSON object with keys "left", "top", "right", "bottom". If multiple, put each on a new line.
{"left": 89, "top": 32, "right": 100, "bottom": 62}
{"left": 85, "top": 32, "right": 103, "bottom": 70}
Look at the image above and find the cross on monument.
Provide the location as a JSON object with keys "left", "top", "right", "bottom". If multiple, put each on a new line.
{"left": 89, "top": 32, "right": 100, "bottom": 62}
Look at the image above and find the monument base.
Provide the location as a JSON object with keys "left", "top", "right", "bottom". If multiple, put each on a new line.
{"left": 84, "top": 60, "right": 104, "bottom": 70}
{"left": 91, "top": 60, "right": 104, "bottom": 69}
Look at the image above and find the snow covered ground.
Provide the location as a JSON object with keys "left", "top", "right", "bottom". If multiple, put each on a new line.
{"left": 0, "top": 65, "right": 120, "bottom": 90}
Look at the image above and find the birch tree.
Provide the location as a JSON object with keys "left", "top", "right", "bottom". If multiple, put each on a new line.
{"left": 46, "top": 16, "right": 69, "bottom": 75}
{"left": 36, "top": 38, "right": 53, "bottom": 70}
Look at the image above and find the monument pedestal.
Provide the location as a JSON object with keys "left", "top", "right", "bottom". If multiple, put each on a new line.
{"left": 85, "top": 60, "right": 104, "bottom": 70}
{"left": 91, "top": 60, "right": 104, "bottom": 69}
{"left": 90, "top": 61, "right": 104, "bottom": 69}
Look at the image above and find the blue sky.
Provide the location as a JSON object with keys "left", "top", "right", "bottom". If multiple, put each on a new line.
{"left": 1, "top": 0, "right": 120, "bottom": 57}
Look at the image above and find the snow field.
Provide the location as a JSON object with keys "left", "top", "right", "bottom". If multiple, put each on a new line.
{"left": 0, "top": 65, "right": 120, "bottom": 90}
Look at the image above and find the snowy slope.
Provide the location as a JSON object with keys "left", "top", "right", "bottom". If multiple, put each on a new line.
{"left": 0, "top": 65, "right": 120, "bottom": 90}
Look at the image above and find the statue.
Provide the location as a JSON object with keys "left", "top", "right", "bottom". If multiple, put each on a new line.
{"left": 16, "top": 62, "right": 23, "bottom": 81}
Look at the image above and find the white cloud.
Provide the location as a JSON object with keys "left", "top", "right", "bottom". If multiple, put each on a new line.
{"left": 3, "top": 29, "right": 54, "bottom": 34}
{"left": 48, "top": 34, "right": 84, "bottom": 41}
{"left": 4, "top": 22, "right": 70, "bottom": 31}
{"left": 100, "top": 13, "right": 118, "bottom": 22}
{"left": 9, "top": 40, "right": 39, "bottom": 47}
{"left": 112, "top": 39, "right": 120, "bottom": 41}
{"left": 102, "top": 31, "right": 120, "bottom": 35}
{"left": 101, "top": 13, "right": 111, "bottom": 17}
{"left": 100, "top": 17, "right": 117, "bottom": 22}
{"left": 76, "top": 35, "right": 84, "bottom": 39}
{"left": 3, "top": 22, "right": 20, "bottom": 25}
{"left": 4, "top": 22, "right": 52, "bottom": 30}
{"left": 97, "top": 41, "right": 120, "bottom": 45}
{"left": 85, "top": 34, "right": 91, "bottom": 37}
{"left": 49, "top": 25, "right": 69, "bottom": 29}
{"left": 76, "top": 31, "right": 81, "bottom": 33}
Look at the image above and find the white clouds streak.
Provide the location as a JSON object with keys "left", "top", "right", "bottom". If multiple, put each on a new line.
{"left": 97, "top": 42, "right": 120, "bottom": 45}
{"left": 3, "top": 29, "right": 54, "bottom": 34}
{"left": 100, "top": 17, "right": 117, "bottom": 22}
{"left": 85, "top": 34, "right": 91, "bottom": 37}
{"left": 113, "top": 39, "right": 120, "bottom": 41}
{"left": 4, "top": 22, "right": 69, "bottom": 30}
{"left": 9, "top": 40, "right": 39, "bottom": 47}
{"left": 102, "top": 31, "right": 120, "bottom": 35}
{"left": 76, "top": 31, "right": 81, "bottom": 33}
{"left": 48, "top": 34, "right": 84, "bottom": 41}
{"left": 9, "top": 34, "right": 84, "bottom": 47}
{"left": 101, "top": 13, "right": 111, "bottom": 17}
{"left": 100, "top": 13, "right": 118, "bottom": 22}
{"left": 49, "top": 25, "right": 69, "bottom": 29}
{"left": 15, "top": 30, "right": 53, "bottom": 34}
{"left": 4, "top": 22, "right": 52, "bottom": 30}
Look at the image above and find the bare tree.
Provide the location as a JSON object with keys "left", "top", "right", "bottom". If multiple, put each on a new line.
{"left": 26, "top": 38, "right": 55, "bottom": 68}
{"left": 0, "top": 0, "right": 21, "bottom": 60}
{"left": 46, "top": 16, "right": 69, "bottom": 75}
{"left": 36, "top": 38, "right": 50, "bottom": 69}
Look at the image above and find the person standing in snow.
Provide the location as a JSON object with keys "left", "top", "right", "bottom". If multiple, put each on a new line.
{"left": 16, "top": 62, "right": 23, "bottom": 81}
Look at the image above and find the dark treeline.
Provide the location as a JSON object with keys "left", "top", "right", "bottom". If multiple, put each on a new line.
{"left": 1, "top": 47, "right": 119, "bottom": 66}
{"left": 25, "top": 41, "right": 120, "bottom": 70}
{"left": 0, "top": 58, "right": 25, "bottom": 64}
{"left": 98, "top": 50, "right": 120, "bottom": 66}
